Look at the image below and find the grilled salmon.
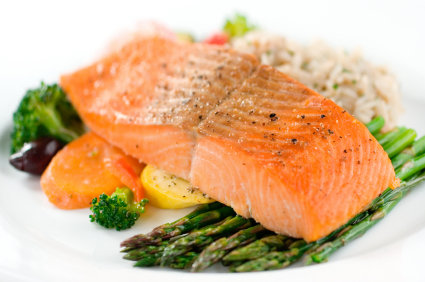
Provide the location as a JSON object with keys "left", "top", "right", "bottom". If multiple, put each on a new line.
{"left": 58, "top": 34, "right": 398, "bottom": 241}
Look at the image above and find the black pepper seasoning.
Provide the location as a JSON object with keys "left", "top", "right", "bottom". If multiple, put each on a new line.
{"left": 270, "top": 113, "right": 278, "bottom": 122}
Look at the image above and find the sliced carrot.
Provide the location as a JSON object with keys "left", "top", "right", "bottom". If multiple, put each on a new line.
{"left": 40, "top": 132, "right": 146, "bottom": 209}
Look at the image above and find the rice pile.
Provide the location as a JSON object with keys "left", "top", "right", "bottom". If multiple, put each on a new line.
{"left": 230, "top": 31, "right": 402, "bottom": 131}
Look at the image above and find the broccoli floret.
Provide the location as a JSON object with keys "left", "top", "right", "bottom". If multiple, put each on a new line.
{"left": 89, "top": 187, "right": 149, "bottom": 231}
{"left": 11, "top": 82, "right": 84, "bottom": 154}
{"left": 223, "top": 14, "right": 256, "bottom": 38}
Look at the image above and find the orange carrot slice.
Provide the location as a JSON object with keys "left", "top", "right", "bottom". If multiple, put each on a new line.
{"left": 40, "top": 132, "right": 146, "bottom": 209}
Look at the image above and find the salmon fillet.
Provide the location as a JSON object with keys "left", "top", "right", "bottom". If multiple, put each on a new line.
{"left": 59, "top": 34, "right": 397, "bottom": 242}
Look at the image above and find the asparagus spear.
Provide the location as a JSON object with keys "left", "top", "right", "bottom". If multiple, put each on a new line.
{"left": 395, "top": 155, "right": 425, "bottom": 184}
{"left": 157, "top": 202, "right": 224, "bottom": 229}
{"left": 232, "top": 225, "right": 353, "bottom": 273}
{"left": 228, "top": 260, "right": 247, "bottom": 272}
{"left": 375, "top": 127, "right": 406, "bottom": 146}
{"left": 223, "top": 235, "right": 290, "bottom": 261}
{"left": 121, "top": 205, "right": 235, "bottom": 248}
{"left": 392, "top": 153, "right": 414, "bottom": 170}
{"left": 365, "top": 116, "right": 385, "bottom": 136}
{"left": 191, "top": 225, "right": 268, "bottom": 272}
{"left": 234, "top": 241, "right": 310, "bottom": 272}
{"left": 127, "top": 216, "right": 234, "bottom": 266}
{"left": 133, "top": 251, "right": 200, "bottom": 268}
{"left": 161, "top": 216, "right": 253, "bottom": 266}
{"left": 408, "top": 135, "right": 425, "bottom": 156}
{"left": 169, "top": 252, "right": 200, "bottom": 269}
{"left": 383, "top": 129, "right": 417, "bottom": 158}
{"left": 392, "top": 136, "right": 425, "bottom": 169}
{"left": 123, "top": 241, "right": 168, "bottom": 261}
{"left": 134, "top": 252, "right": 163, "bottom": 267}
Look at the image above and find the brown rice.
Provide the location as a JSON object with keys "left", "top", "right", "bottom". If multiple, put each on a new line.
{"left": 230, "top": 31, "right": 403, "bottom": 131}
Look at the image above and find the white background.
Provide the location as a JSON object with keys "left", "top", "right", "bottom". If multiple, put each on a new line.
{"left": 0, "top": 1, "right": 425, "bottom": 281}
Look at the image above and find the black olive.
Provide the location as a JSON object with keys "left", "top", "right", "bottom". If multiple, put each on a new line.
{"left": 9, "top": 137, "right": 65, "bottom": 175}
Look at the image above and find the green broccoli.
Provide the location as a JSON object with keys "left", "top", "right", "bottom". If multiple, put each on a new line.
{"left": 89, "top": 187, "right": 149, "bottom": 231}
{"left": 11, "top": 82, "right": 84, "bottom": 154}
{"left": 223, "top": 14, "right": 256, "bottom": 38}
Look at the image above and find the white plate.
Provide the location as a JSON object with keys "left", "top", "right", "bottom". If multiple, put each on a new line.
{"left": 1, "top": 1, "right": 425, "bottom": 281}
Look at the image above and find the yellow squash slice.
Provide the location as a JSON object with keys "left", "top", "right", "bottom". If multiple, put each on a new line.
{"left": 141, "top": 165, "right": 215, "bottom": 209}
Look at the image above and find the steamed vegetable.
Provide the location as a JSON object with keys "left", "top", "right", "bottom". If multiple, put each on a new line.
{"left": 11, "top": 83, "right": 84, "bottom": 154}
{"left": 223, "top": 235, "right": 289, "bottom": 262}
{"left": 191, "top": 224, "right": 268, "bottom": 272}
{"left": 120, "top": 202, "right": 234, "bottom": 248}
{"left": 90, "top": 187, "right": 148, "bottom": 231}
{"left": 365, "top": 115, "right": 385, "bottom": 135}
{"left": 392, "top": 136, "right": 425, "bottom": 169}
{"left": 41, "top": 132, "right": 146, "bottom": 210}
{"left": 141, "top": 164, "right": 215, "bottom": 209}
{"left": 160, "top": 215, "right": 253, "bottom": 266}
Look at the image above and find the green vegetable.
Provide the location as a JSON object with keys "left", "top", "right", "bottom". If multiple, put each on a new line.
{"left": 234, "top": 240, "right": 311, "bottom": 272}
{"left": 383, "top": 129, "right": 417, "bottom": 158}
{"left": 161, "top": 215, "right": 253, "bottom": 266}
{"left": 169, "top": 252, "right": 200, "bottom": 269}
{"left": 392, "top": 135, "right": 425, "bottom": 169}
{"left": 191, "top": 224, "right": 267, "bottom": 272}
{"left": 365, "top": 116, "right": 385, "bottom": 136}
{"left": 11, "top": 82, "right": 84, "bottom": 154}
{"left": 133, "top": 251, "right": 199, "bottom": 269}
{"left": 411, "top": 136, "right": 425, "bottom": 156}
{"left": 392, "top": 153, "right": 415, "bottom": 170}
{"left": 223, "top": 234, "right": 290, "bottom": 262}
{"left": 128, "top": 217, "right": 244, "bottom": 268}
{"left": 223, "top": 14, "right": 255, "bottom": 38}
{"left": 120, "top": 203, "right": 232, "bottom": 248}
{"left": 90, "top": 187, "right": 148, "bottom": 231}
{"left": 123, "top": 241, "right": 168, "bottom": 261}
{"left": 133, "top": 252, "right": 162, "bottom": 267}
{"left": 395, "top": 155, "right": 425, "bottom": 180}
{"left": 375, "top": 126, "right": 406, "bottom": 146}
